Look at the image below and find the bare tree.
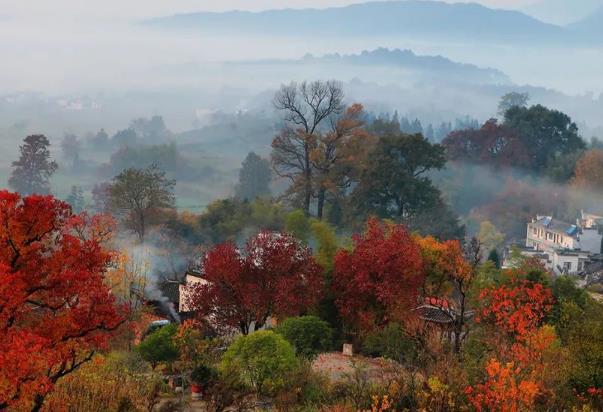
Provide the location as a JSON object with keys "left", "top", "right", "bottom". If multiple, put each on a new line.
{"left": 311, "top": 103, "right": 369, "bottom": 219}
{"left": 271, "top": 80, "right": 344, "bottom": 216}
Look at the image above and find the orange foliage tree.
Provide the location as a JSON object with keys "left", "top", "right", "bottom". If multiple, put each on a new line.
{"left": 572, "top": 148, "right": 603, "bottom": 190}
{"left": 0, "top": 191, "right": 124, "bottom": 411}
{"left": 465, "top": 359, "right": 539, "bottom": 412}
{"left": 467, "top": 274, "right": 557, "bottom": 411}
{"left": 416, "top": 236, "right": 476, "bottom": 352}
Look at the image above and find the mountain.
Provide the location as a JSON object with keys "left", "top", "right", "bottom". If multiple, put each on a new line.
{"left": 523, "top": 0, "right": 602, "bottom": 25}
{"left": 146, "top": 1, "right": 566, "bottom": 44}
{"left": 231, "top": 48, "right": 510, "bottom": 85}
{"left": 569, "top": 6, "right": 603, "bottom": 36}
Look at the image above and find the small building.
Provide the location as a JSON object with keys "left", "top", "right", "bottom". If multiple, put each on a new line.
{"left": 521, "top": 214, "right": 603, "bottom": 276}
{"left": 178, "top": 268, "right": 208, "bottom": 314}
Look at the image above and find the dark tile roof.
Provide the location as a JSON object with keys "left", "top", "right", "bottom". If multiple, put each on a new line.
{"left": 415, "top": 305, "right": 454, "bottom": 324}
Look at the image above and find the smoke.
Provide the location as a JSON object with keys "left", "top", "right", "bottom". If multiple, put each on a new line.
{"left": 432, "top": 160, "right": 603, "bottom": 240}
{"left": 117, "top": 229, "right": 190, "bottom": 323}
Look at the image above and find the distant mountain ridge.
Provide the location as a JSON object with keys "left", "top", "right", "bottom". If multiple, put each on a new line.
{"left": 233, "top": 48, "right": 510, "bottom": 84}
{"left": 146, "top": 1, "right": 567, "bottom": 44}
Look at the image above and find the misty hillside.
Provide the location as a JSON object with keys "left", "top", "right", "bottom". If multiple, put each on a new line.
{"left": 569, "top": 5, "right": 603, "bottom": 36}
{"left": 235, "top": 48, "right": 510, "bottom": 85}
{"left": 146, "top": 1, "right": 566, "bottom": 44}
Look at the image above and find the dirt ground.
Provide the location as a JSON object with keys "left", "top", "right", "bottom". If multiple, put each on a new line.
{"left": 311, "top": 352, "right": 400, "bottom": 382}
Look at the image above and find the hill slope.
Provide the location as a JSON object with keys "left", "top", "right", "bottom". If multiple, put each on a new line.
{"left": 146, "top": 1, "right": 565, "bottom": 44}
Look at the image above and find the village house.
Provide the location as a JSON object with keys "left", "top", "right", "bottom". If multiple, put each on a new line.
{"left": 520, "top": 213, "right": 603, "bottom": 275}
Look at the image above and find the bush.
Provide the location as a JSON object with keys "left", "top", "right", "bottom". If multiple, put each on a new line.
{"left": 43, "top": 351, "right": 161, "bottom": 411}
{"left": 220, "top": 330, "right": 298, "bottom": 395}
{"left": 361, "top": 323, "right": 418, "bottom": 364}
{"left": 137, "top": 323, "right": 179, "bottom": 369}
{"left": 275, "top": 316, "right": 333, "bottom": 358}
{"left": 191, "top": 364, "right": 218, "bottom": 387}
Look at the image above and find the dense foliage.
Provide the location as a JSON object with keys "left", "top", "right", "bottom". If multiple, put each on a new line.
{"left": 0, "top": 191, "right": 123, "bottom": 410}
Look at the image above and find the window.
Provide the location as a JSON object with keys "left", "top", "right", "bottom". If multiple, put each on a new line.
{"left": 563, "top": 262, "right": 572, "bottom": 271}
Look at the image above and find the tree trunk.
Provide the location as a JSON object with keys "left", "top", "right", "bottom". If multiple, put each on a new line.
{"left": 30, "top": 394, "right": 45, "bottom": 412}
{"left": 317, "top": 187, "right": 326, "bottom": 220}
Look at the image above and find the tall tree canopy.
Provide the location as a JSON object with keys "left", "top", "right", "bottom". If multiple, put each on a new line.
{"left": 503, "top": 104, "right": 585, "bottom": 173}
{"left": 109, "top": 165, "right": 175, "bottom": 242}
{"left": 188, "top": 231, "right": 323, "bottom": 335}
{"left": 443, "top": 119, "right": 530, "bottom": 169}
{"left": 497, "top": 91, "right": 530, "bottom": 116}
{"left": 235, "top": 152, "right": 272, "bottom": 201}
{"left": 8, "top": 135, "right": 58, "bottom": 196}
{"left": 271, "top": 80, "right": 344, "bottom": 216}
{"left": 351, "top": 133, "right": 445, "bottom": 220}
{"left": 0, "top": 191, "right": 123, "bottom": 410}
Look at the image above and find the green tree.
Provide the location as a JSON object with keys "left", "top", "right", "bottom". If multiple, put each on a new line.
{"left": 497, "top": 91, "right": 529, "bottom": 116}
{"left": 109, "top": 164, "right": 176, "bottom": 241}
{"left": 478, "top": 221, "right": 505, "bottom": 254}
{"left": 504, "top": 104, "right": 585, "bottom": 173}
{"left": 487, "top": 249, "right": 501, "bottom": 269}
{"left": 285, "top": 209, "right": 311, "bottom": 241}
{"left": 275, "top": 316, "right": 333, "bottom": 359}
{"left": 137, "top": 324, "right": 179, "bottom": 370}
{"left": 220, "top": 330, "right": 298, "bottom": 395}
{"left": 235, "top": 152, "right": 272, "bottom": 201}
{"left": 9, "top": 134, "right": 58, "bottom": 195}
{"left": 310, "top": 219, "right": 339, "bottom": 272}
{"left": 350, "top": 133, "right": 448, "bottom": 226}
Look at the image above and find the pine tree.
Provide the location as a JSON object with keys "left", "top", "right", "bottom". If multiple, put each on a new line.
{"left": 9, "top": 135, "right": 58, "bottom": 195}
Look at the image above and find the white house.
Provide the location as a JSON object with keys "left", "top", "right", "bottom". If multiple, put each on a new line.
{"left": 523, "top": 214, "right": 602, "bottom": 275}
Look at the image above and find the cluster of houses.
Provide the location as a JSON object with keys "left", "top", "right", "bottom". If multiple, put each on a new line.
{"left": 505, "top": 211, "right": 603, "bottom": 282}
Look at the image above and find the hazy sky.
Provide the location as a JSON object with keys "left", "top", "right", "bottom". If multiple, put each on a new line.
{"left": 0, "top": 0, "right": 540, "bottom": 20}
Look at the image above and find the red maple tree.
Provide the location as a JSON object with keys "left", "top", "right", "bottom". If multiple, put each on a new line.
{"left": 333, "top": 218, "right": 425, "bottom": 333}
{"left": 0, "top": 191, "right": 124, "bottom": 411}
{"left": 188, "top": 231, "right": 323, "bottom": 334}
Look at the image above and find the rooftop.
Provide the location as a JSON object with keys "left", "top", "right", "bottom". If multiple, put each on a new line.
{"left": 531, "top": 216, "right": 579, "bottom": 237}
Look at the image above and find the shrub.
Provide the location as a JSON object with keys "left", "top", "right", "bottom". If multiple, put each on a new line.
{"left": 361, "top": 323, "right": 418, "bottom": 364}
{"left": 276, "top": 316, "right": 333, "bottom": 358}
{"left": 137, "top": 323, "right": 179, "bottom": 369}
{"left": 220, "top": 330, "right": 298, "bottom": 395}
{"left": 191, "top": 364, "right": 218, "bottom": 387}
{"left": 43, "top": 351, "right": 161, "bottom": 412}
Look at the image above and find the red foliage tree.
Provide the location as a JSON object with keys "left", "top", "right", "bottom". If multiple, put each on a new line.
{"left": 443, "top": 119, "right": 529, "bottom": 169}
{"left": 188, "top": 231, "right": 323, "bottom": 335}
{"left": 333, "top": 218, "right": 425, "bottom": 333}
{"left": 0, "top": 191, "right": 124, "bottom": 411}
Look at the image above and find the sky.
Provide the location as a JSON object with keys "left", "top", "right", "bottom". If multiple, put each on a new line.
{"left": 0, "top": 0, "right": 540, "bottom": 20}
